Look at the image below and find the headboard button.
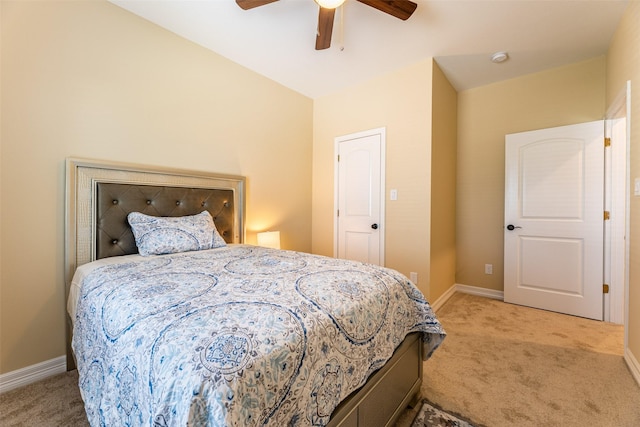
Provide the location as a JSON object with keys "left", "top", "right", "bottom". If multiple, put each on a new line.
{"left": 146, "top": 200, "right": 152, "bottom": 205}
{"left": 112, "top": 200, "right": 118, "bottom": 205}
{"left": 112, "top": 239, "right": 118, "bottom": 245}
{"left": 176, "top": 201, "right": 181, "bottom": 206}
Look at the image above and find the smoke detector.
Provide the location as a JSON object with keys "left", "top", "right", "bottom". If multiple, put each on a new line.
{"left": 491, "top": 51, "right": 509, "bottom": 63}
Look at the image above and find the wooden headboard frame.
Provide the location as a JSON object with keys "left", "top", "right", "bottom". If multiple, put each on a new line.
{"left": 64, "top": 158, "right": 245, "bottom": 368}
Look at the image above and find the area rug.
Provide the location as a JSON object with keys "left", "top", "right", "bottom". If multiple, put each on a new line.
{"left": 411, "top": 400, "right": 477, "bottom": 427}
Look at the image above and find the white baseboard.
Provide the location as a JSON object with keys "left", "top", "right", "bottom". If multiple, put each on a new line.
{"left": 430, "top": 283, "right": 504, "bottom": 313}
{"left": 455, "top": 283, "right": 504, "bottom": 300}
{"left": 0, "top": 355, "right": 67, "bottom": 394}
{"left": 430, "top": 284, "right": 458, "bottom": 312}
{"left": 624, "top": 347, "right": 640, "bottom": 387}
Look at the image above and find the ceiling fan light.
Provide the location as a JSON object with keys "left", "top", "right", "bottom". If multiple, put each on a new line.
{"left": 315, "top": 0, "right": 346, "bottom": 9}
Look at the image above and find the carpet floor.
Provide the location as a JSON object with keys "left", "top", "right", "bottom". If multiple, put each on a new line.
{"left": 0, "top": 370, "right": 88, "bottom": 426}
{"left": 1, "top": 292, "right": 639, "bottom": 426}
{"left": 397, "top": 292, "right": 640, "bottom": 427}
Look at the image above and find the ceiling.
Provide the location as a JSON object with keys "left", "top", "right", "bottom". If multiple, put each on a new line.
{"left": 110, "top": 0, "right": 628, "bottom": 99}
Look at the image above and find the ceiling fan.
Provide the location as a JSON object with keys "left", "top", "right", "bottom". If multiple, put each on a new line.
{"left": 235, "top": 0, "right": 418, "bottom": 50}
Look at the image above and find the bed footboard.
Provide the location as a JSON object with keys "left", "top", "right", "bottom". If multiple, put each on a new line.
{"left": 328, "top": 332, "right": 423, "bottom": 427}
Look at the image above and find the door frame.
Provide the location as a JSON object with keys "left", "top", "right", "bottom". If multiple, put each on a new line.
{"left": 605, "top": 81, "right": 631, "bottom": 334}
{"left": 333, "top": 127, "right": 386, "bottom": 264}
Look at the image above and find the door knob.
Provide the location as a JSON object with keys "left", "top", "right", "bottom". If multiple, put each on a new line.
{"left": 506, "top": 224, "right": 522, "bottom": 231}
{"left": 371, "top": 223, "right": 378, "bottom": 230}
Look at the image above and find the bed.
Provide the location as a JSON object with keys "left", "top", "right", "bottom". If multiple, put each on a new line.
{"left": 64, "top": 158, "right": 445, "bottom": 427}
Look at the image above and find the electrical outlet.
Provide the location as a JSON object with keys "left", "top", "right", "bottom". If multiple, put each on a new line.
{"left": 410, "top": 272, "right": 418, "bottom": 283}
{"left": 485, "top": 264, "right": 493, "bottom": 275}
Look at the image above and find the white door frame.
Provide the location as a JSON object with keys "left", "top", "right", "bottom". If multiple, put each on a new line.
{"left": 333, "top": 127, "right": 386, "bottom": 264}
{"left": 605, "top": 81, "right": 631, "bottom": 332}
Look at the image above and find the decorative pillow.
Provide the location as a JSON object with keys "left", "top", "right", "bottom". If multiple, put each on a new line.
{"left": 127, "top": 211, "right": 226, "bottom": 256}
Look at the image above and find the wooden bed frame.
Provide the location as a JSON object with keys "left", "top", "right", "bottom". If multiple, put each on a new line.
{"left": 65, "top": 158, "right": 422, "bottom": 427}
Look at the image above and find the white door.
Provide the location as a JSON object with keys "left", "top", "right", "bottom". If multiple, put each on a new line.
{"left": 504, "top": 121, "right": 604, "bottom": 320}
{"left": 335, "top": 128, "right": 385, "bottom": 265}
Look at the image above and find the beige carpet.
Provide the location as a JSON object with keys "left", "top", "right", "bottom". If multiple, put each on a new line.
{"left": 2, "top": 292, "right": 639, "bottom": 426}
{"left": 397, "top": 292, "right": 640, "bottom": 427}
{"left": 0, "top": 370, "right": 88, "bottom": 426}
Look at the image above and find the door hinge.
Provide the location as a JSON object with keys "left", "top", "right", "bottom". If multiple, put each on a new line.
{"left": 604, "top": 211, "right": 610, "bottom": 220}
{"left": 604, "top": 137, "right": 611, "bottom": 147}
{"left": 337, "top": 209, "right": 339, "bottom": 217}
{"left": 603, "top": 284, "right": 610, "bottom": 294}
{"left": 337, "top": 155, "right": 340, "bottom": 162}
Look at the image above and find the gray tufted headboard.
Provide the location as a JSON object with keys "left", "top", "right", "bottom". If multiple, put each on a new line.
{"left": 65, "top": 158, "right": 245, "bottom": 369}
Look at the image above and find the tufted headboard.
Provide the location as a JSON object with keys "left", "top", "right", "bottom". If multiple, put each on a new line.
{"left": 65, "top": 158, "right": 245, "bottom": 369}
{"left": 96, "top": 183, "right": 235, "bottom": 259}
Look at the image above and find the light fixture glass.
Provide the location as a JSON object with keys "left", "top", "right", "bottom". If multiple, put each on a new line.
{"left": 257, "top": 231, "right": 281, "bottom": 249}
{"left": 315, "top": 0, "right": 346, "bottom": 9}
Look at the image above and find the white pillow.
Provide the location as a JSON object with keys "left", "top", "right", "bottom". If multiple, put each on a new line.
{"left": 127, "top": 211, "right": 226, "bottom": 256}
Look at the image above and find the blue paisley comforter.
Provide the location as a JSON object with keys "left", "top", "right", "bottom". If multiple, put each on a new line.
{"left": 72, "top": 245, "right": 445, "bottom": 426}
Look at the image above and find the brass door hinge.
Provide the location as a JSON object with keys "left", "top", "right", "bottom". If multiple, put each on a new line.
{"left": 603, "top": 284, "right": 610, "bottom": 294}
{"left": 604, "top": 211, "right": 610, "bottom": 220}
{"left": 605, "top": 137, "right": 611, "bottom": 147}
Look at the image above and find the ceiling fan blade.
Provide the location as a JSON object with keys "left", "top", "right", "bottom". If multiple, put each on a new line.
{"left": 356, "top": 0, "right": 417, "bottom": 20}
{"left": 235, "top": 0, "right": 279, "bottom": 10}
{"left": 315, "top": 7, "right": 336, "bottom": 50}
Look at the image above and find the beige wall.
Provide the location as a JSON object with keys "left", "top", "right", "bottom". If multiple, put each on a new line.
{"left": 606, "top": 0, "right": 640, "bottom": 368}
{"left": 430, "top": 62, "right": 457, "bottom": 300}
{"left": 4, "top": 0, "right": 634, "bottom": 383}
{"left": 456, "top": 57, "right": 606, "bottom": 291}
{"left": 313, "top": 59, "right": 434, "bottom": 297}
{"left": 0, "top": 1, "right": 313, "bottom": 374}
